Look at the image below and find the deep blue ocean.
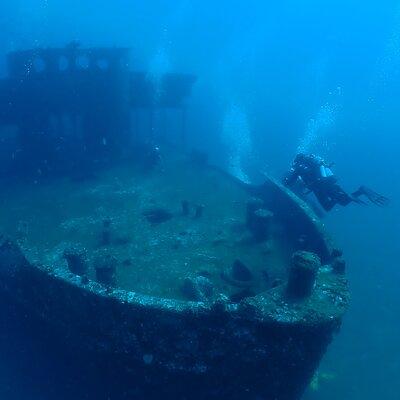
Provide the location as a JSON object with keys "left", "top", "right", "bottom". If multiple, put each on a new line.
{"left": 0, "top": 1, "right": 399, "bottom": 399}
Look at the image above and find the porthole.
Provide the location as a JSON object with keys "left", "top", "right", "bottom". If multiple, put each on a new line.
{"left": 76, "top": 55, "right": 90, "bottom": 69}
{"left": 33, "top": 57, "right": 46, "bottom": 73}
{"left": 59, "top": 56, "right": 69, "bottom": 71}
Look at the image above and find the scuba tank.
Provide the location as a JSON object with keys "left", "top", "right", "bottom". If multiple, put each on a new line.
{"left": 320, "top": 165, "right": 334, "bottom": 179}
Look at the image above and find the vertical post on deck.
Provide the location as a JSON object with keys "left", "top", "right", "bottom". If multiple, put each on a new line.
{"left": 161, "top": 108, "right": 167, "bottom": 144}
{"left": 181, "top": 106, "right": 187, "bottom": 151}
{"left": 149, "top": 107, "right": 154, "bottom": 142}
{"left": 72, "top": 112, "right": 78, "bottom": 140}
{"left": 132, "top": 109, "right": 138, "bottom": 145}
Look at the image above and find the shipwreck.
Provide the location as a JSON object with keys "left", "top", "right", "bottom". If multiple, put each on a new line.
{"left": 0, "top": 45, "right": 348, "bottom": 400}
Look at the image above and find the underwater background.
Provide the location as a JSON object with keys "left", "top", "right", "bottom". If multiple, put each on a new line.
{"left": 0, "top": 1, "right": 399, "bottom": 399}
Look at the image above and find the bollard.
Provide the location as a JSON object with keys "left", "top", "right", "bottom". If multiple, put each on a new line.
{"left": 100, "top": 218, "right": 112, "bottom": 246}
{"left": 103, "top": 218, "right": 112, "bottom": 229}
{"left": 286, "top": 251, "right": 321, "bottom": 299}
{"left": 194, "top": 204, "right": 204, "bottom": 219}
{"left": 64, "top": 245, "right": 88, "bottom": 276}
{"left": 332, "top": 257, "right": 346, "bottom": 274}
{"left": 181, "top": 200, "right": 190, "bottom": 216}
{"left": 101, "top": 229, "right": 111, "bottom": 246}
{"left": 331, "top": 248, "right": 343, "bottom": 258}
{"left": 94, "top": 254, "right": 117, "bottom": 286}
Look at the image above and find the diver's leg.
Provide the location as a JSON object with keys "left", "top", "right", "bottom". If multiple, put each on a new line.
{"left": 337, "top": 192, "right": 356, "bottom": 206}
{"left": 317, "top": 182, "right": 360, "bottom": 210}
{"left": 334, "top": 186, "right": 355, "bottom": 206}
{"left": 331, "top": 184, "right": 367, "bottom": 206}
{"left": 313, "top": 189, "right": 336, "bottom": 211}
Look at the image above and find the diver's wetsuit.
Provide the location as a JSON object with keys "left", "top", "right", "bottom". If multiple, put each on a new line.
{"left": 284, "top": 154, "right": 360, "bottom": 211}
{"left": 311, "top": 176, "right": 354, "bottom": 211}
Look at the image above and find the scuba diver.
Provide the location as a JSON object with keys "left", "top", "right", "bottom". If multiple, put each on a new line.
{"left": 283, "top": 153, "right": 389, "bottom": 211}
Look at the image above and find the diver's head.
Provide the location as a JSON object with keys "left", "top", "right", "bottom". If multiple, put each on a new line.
{"left": 294, "top": 153, "right": 307, "bottom": 164}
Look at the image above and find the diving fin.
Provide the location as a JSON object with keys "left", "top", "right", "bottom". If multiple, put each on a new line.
{"left": 358, "top": 186, "right": 390, "bottom": 207}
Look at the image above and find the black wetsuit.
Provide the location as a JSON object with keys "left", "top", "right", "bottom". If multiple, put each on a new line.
{"left": 284, "top": 154, "right": 354, "bottom": 211}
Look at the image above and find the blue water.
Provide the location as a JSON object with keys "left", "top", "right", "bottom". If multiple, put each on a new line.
{"left": 0, "top": 1, "right": 399, "bottom": 399}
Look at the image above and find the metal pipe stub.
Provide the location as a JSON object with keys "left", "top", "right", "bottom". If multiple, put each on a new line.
{"left": 287, "top": 251, "right": 321, "bottom": 299}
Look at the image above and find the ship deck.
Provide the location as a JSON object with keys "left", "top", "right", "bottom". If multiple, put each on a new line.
{"left": 0, "top": 155, "right": 296, "bottom": 301}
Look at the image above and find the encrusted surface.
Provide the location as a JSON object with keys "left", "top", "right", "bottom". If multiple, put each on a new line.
{"left": 0, "top": 159, "right": 349, "bottom": 400}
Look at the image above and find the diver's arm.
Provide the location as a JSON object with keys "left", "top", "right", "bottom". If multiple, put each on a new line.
{"left": 283, "top": 167, "right": 299, "bottom": 187}
{"left": 321, "top": 159, "right": 335, "bottom": 169}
